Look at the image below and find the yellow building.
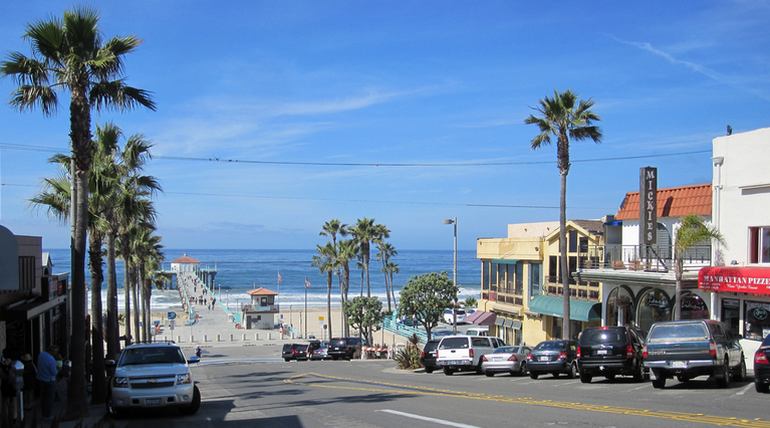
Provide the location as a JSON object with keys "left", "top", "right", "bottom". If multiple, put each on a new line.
{"left": 477, "top": 220, "right": 604, "bottom": 346}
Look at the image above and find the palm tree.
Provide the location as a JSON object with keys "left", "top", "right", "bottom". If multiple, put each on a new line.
{"left": 336, "top": 239, "right": 357, "bottom": 336}
{"left": 525, "top": 90, "right": 601, "bottom": 340}
{"left": 385, "top": 260, "right": 400, "bottom": 310}
{"left": 673, "top": 215, "right": 726, "bottom": 320}
{"left": 376, "top": 240, "right": 397, "bottom": 313}
{"left": 312, "top": 243, "right": 336, "bottom": 339}
{"left": 320, "top": 219, "right": 347, "bottom": 332}
{"left": 351, "top": 218, "right": 377, "bottom": 298}
{"left": 2, "top": 8, "right": 155, "bottom": 416}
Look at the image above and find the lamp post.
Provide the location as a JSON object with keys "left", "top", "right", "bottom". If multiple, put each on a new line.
{"left": 443, "top": 217, "right": 458, "bottom": 334}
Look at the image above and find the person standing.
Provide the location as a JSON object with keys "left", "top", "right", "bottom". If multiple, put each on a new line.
{"left": 20, "top": 354, "right": 37, "bottom": 428}
{"left": 0, "top": 350, "right": 18, "bottom": 427}
{"left": 36, "top": 346, "right": 58, "bottom": 420}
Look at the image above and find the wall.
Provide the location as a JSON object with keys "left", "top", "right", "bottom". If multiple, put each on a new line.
{"left": 713, "top": 127, "right": 770, "bottom": 265}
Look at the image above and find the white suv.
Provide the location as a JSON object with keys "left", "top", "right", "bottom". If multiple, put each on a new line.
{"left": 443, "top": 308, "right": 467, "bottom": 325}
{"left": 106, "top": 342, "right": 201, "bottom": 417}
{"left": 436, "top": 335, "right": 505, "bottom": 375}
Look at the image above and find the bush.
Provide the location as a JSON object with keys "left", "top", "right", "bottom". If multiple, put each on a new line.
{"left": 394, "top": 344, "right": 422, "bottom": 370}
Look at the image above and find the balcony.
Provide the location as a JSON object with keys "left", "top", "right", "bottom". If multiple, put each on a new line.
{"left": 241, "top": 304, "right": 279, "bottom": 313}
{"left": 481, "top": 286, "right": 523, "bottom": 306}
{"left": 578, "top": 244, "right": 711, "bottom": 273}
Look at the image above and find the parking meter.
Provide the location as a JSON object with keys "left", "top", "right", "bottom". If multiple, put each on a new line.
{"left": 13, "top": 360, "right": 24, "bottom": 421}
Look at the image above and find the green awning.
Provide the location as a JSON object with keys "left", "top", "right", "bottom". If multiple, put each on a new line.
{"left": 528, "top": 295, "right": 601, "bottom": 322}
{"left": 492, "top": 259, "right": 518, "bottom": 265}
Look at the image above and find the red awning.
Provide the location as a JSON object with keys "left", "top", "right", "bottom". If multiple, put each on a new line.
{"left": 698, "top": 267, "right": 770, "bottom": 295}
{"left": 466, "top": 311, "right": 496, "bottom": 326}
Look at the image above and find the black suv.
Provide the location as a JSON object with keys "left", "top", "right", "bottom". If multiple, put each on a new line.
{"left": 577, "top": 326, "right": 645, "bottom": 383}
{"left": 282, "top": 343, "right": 309, "bottom": 361}
{"left": 754, "top": 333, "right": 770, "bottom": 393}
{"left": 328, "top": 337, "right": 365, "bottom": 360}
{"left": 420, "top": 340, "right": 440, "bottom": 373}
{"left": 526, "top": 340, "right": 578, "bottom": 379}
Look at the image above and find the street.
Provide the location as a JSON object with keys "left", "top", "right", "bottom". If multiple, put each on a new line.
{"left": 108, "top": 345, "right": 770, "bottom": 428}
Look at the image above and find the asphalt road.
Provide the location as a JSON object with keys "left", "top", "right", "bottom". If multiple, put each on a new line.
{"left": 110, "top": 345, "right": 770, "bottom": 428}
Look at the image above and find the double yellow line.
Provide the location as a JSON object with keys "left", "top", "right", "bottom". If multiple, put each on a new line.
{"left": 284, "top": 372, "right": 769, "bottom": 428}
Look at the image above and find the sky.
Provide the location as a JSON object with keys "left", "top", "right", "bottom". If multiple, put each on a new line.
{"left": 1, "top": 1, "right": 769, "bottom": 250}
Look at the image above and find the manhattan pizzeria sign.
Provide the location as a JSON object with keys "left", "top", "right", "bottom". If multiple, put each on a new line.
{"left": 698, "top": 266, "right": 770, "bottom": 296}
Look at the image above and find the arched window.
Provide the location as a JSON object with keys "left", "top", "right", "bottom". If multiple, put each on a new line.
{"left": 636, "top": 288, "right": 671, "bottom": 334}
{"left": 606, "top": 286, "right": 634, "bottom": 328}
{"left": 679, "top": 291, "right": 709, "bottom": 321}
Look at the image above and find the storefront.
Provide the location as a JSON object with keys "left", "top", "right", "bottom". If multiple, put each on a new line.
{"left": 699, "top": 267, "right": 770, "bottom": 341}
{"left": 492, "top": 311, "right": 523, "bottom": 345}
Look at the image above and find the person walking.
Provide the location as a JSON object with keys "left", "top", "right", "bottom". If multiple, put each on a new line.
{"left": 36, "top": 346, "right": 58, "bottom": 420}
{"left": 0, "top": 350, "right": 19, "bottom": 427}
{"left": 21, "top": 353, "right": 37, "bottom": 428}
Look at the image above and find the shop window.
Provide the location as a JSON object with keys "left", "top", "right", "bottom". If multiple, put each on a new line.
{"left": 721, "top": 299, "right": 740, "bottom": 337}
{"left": 568, "top": 256, "right": 577, "bottom": 285}
{"left": 680, "top": 292, "right": 709, "bottom": 321}
{"left": 514, "top": 262, "right": 523, "bottom": 295}
{"left": 551, "top": 317, "right": 563, "bottom": 339}
{"left": 749, "top": 227, "right": 770, "bottom": 264}
{"left": 490, "top": 263, "right": 499, "bottom": 291}
{"left": 529, "top": 263, "right": 541, "bottom": 298}
{"left": 744, "top": 301, "right": 770, "bottom": 341}
{"left": 606, "top": 287, "right": 634, "bottom": 328}
{"left": 579, "top": 237, "right": 589, "bottom": 253}
{"left": 548, "top": 256, "right": 559, "bottom": 283}
{"left": 636, "top": 288, "right": 671, "bottom": 334}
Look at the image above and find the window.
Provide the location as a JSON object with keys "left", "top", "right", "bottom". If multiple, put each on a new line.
{"left": 18, "top": 256, "right": 35, "bottom": 291}
{"left": 514, "top": 262, "right": 523, "bottom": 295}
{"left": 721, "top": 299, "right": 740, "bottom": 338}
{"left": 606, "top": 287, "right": 633, "bottom": 328}
{"left": 744, "top": 301, "right": 770, "bottom": 341}
{"left": 548, "top": 256, "right": 559, "bottom": 283}
{"left": 529, "top": 263, "right": 542, "bottom": 298}
{"left": 749, "top": 227, "right": 770, "bottom": 264}
{"left": 568, "top": 256, "right": 577, "bottom": 285}
{"left": 472, "top": 337, "right": 490, "bottom": 347}
{"left": 569, "top": 230, "right": 578, "bottom": 253}
{"left": 482, "top": 261, "right": 490, "bottom": 291}
{"left": 579, "top": 237, "right": 589, "bottom": 253}
{"left": 679, "top": 292, "right": 709, "bottom": 321}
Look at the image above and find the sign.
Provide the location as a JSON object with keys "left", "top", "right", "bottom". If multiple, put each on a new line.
{"left": 169, "top": 319, "right": 175, "bottom": 331}
{"left": 318, "top": 316, "right": 325, "bottom": 321}
{"left": 698, "top": 267, "right": 770, "bottom": 296}
{"left": 167, "top": 311, "right": 177, "bottom": 320}
{"left": 639, "top": 167, "right": 657, "bottom": 246}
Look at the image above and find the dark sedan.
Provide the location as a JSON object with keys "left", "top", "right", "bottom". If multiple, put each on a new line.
{"left": 755, "top": 334, "right": 770, "bottom": 393}
{"left": 526, "top": 340, "right": 578, "bottom": 379}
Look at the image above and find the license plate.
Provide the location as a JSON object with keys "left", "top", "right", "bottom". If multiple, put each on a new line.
{"left": 145, "top": 398, "right": 162, "bottom": 406}
{"left": 596, "top": 350, "right": 608, "bottom": 355}
{"left": 672, "top": 361, "right": 687, "bottom": 369}
{"left": 539, "top": 356, "right": 549, "bottom": 362}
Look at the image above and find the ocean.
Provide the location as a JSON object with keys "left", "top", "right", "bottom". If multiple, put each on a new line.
{"left": 47, "top": 249, "right": 481, "bottom": 310}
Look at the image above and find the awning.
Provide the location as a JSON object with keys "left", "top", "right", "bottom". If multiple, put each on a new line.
{"left": 528, "top": 295, "right": 601, "bottom": 322}
{"left": 699, "top": 267, "right": 770, "bottom": 296}
{"left": 492, "top": 259, "right": 518, "bottom": 265}
{"left": 466, "top": 311, "right": 496, "bottom": 326}
{"left": 1, "top": 295, "right": 66, "bottom": 321}
{"left": 494, "top": 317, "right": 505, "bottom": 326}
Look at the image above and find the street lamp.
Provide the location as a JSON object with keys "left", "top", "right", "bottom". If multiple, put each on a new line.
{"left": 443, "top": 217, "right": 458, "bottom": 334}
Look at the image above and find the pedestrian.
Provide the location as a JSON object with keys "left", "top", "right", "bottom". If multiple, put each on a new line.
{"left": 21, "top": 353, "right": 37, "bottom": 427}
{"left": 36, "top": 346, "right": 58, "bottom": 420}
{"left": 0, "top": 349, "right": 19, "bottom": 427}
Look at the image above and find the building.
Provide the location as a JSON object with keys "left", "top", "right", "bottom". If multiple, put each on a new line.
{"left": 0, "top": 225, "right": 69, "bottom": 359}
{"left": 477, "top": 220, "right": 604, "bottom": 345}
{"left": 698, "top": 127, "right": 770, "bottom": 362}
{"left": 241, "top": 287, "right": 279, "bottom": 330}
{"left": 577, "top": 182, "right": 714, "bottom": 334}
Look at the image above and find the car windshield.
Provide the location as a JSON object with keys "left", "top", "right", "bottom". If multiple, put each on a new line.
{"left": 580, "top": 328, "right": 626, "bottom": 345}
{"left": 648, "top": 323, "right": 708, "bottom": 342}
{"left": 439, "top": 338, "right": 469, "bottom": 350}
{"left": 493, "top": 346, "right": 515, "bottom": 354}
{"left": 119, "top": 347, "right": 185, "bottom": 366}
{"left": 282, "top": 344, "right": 292, "bottom": 352}
{"left": 534, "top": 341, "right": 564, "bottom": 351}
{"left": 332, "top": 339, "right": 346, "bottom": 346}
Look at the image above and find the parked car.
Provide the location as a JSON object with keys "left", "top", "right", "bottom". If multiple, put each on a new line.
{"left": 526, "top": 340, "right": 578, "bottom": 379}
{"left": 465, "top": 327, "right": 489, "bottom": 336}
{"left": 577, "top": 326, "right": 645, "bottom": 383}
{"left": 643, "top": 320, "right": 745, "bottom": 389}
{"left": 755, "top": 333, "right": 770, "bottom": 393}
{"left": 310, "top": 341, "right": 331, "bottom": 361}
{"left": 328, "top": 337, "right": 365, "bottom": 360}
{"left": 106, "top": 342, "right": 201, "bottom": 418}
{"left": 432, "top": 329, "right": 453, "bottom": 338}
{"left": 436, "top": 335, "right": 504, "bottom": 375}
{"left": 282, "top": 343, "right": 310, "bottom": 361}
{"left": 420, "top": 339, "right": 441, "bottom": 373}
{"left": 481, "top": 345, "right": 531, "bottom": 377}
{"left": 443, "top": 308, "right": 467, "bottom": 325}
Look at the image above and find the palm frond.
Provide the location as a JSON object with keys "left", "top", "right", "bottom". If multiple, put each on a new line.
{"left": 10, "top": 84, "right": 58, "bottom": 115}
{"left": 89, "top": 80, "right": 156, "bottom": 111}
{"left": 63, "top": 7, "right": 101, "bottom": 59}
{"left": 0, "top": 52, "right": 51, "bottom": 85}
{"left": 24, "top": 19, "right": 65, "bottom": 65}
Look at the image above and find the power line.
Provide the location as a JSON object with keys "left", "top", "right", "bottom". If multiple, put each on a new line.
{"left": 0, "top": 142, "right": 710, "bottom": 168}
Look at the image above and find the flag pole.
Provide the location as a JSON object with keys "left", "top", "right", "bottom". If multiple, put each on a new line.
{"left": 304, "top": 277, "right": 308, "bottom": 339}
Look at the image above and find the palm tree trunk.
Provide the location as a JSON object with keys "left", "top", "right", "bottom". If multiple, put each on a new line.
{"left": 366, "top": 253, "right": 371, "bottom": 298}
{"left": 560, "top": 169, "right": 571, "bottom": 340}
{"left": 344, "top": 265, "right": 351, "bottom": 336}
{"left": 674, "top": 257, "right": 683, "bottom": 320}
{"left": 327, "top": 271, "right": 333, "bottom": 340}
{"left": 123, "top": 255, "right": 132, "bottom": 345}
{"left": 337, "top": 271, "right": 346, "bottom": 337}
{"left": 389, "top": 271, "right": 396, "bottom": 310}
{"left": 106, "top": 231, "right": 120, "bottom": 358}
{"left": 132, "top": 266, "right": 140, "bottom": 342}
{"left": 88, "top": 232, "right": 107, "bottom": 404}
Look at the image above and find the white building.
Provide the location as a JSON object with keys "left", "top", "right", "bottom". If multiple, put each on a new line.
{"left": 171, "top": 254, "right": 200, "bottom": 273}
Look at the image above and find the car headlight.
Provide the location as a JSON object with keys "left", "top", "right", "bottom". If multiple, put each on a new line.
{"left": 176, "top": 373, "right": 192, "bottom": 384}
{"left": 113, "top": 377, "right": 128, "bottom": 388}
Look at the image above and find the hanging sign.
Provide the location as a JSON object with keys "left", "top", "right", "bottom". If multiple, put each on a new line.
{"left": 640, "top": 166, "right": 658, "bottom": 246}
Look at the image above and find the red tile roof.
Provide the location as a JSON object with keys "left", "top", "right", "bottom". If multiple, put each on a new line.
{"left": 616, "top": 183, "right": 712, "bottom": 220}
{"left": 247, "top": 287, "right": 278, "bottom": 296}
{"left": 171, "top": 255, "right": 200, "bottom": 264}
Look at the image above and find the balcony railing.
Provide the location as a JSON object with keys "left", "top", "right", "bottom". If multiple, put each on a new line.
{"left": 241, "top": 304, "right": 279, "bottom": 312}
{"left": 579, "top": 244, "right": 711, "bottom": 273}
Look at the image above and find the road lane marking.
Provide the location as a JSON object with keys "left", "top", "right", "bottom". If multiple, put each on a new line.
{"left": 627, "top": 384, "right": 650, "bottom": 392}
{"left": 284, "top": 372, "right": 770, "bottom": 428}
{"left": 378, "top": 409, "right": 480, "bottom": 428}
{"left": 735, "top": 383, "right": 753, "bottom": 396}
{"left": 557, "top": 381, "right": 580, "bottom": 387}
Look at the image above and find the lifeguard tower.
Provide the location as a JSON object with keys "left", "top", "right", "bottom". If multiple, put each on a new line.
{"left": 242, "top": 287, "right": 279, "bottom": 329}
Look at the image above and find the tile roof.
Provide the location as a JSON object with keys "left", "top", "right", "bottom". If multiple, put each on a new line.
{"left": 247, "top": 287, "right": 278, "bottom": 296}
{"left": 616, "top": 183, "right": 712, "bottom": 220}
{"left": 171, "top": 255, "right": 200, "bottom": 264}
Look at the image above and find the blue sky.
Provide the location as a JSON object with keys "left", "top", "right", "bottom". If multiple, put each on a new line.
{"left": 1, "top": 1, "right": 769, "bottom": 250}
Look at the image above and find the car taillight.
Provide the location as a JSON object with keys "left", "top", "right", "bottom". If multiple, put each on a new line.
{"left": 433, "top": 351, "right": 438, "bottom": 358}
{"left": 526, "top": 354, "right": 534, "bottom": 361}
{"left": 642, "top": 345, "right": 648, "bottom": 360}
{"left": 469, "top": 348, "right": 475, "bottom": 358}
{"left": 481, "top": 355, "right": 488, "bottom": 362}
{"left": 755, "top": 349, "right": 769, "bottom": 365}
{"left": 508, "top": 354, "right": 518, "bottom": 362}
{"left": 576, "top": 346, "right": 582, "bottom": 359}
{"left": 420, "top": 351, "right": 426, "bottom": 359}
{"left": 558, "top": 351, "right": 567, "bottom": 360}
{"left": 626, "top": 344, "right": 634, "bottom": 359}
{"left": 708, "top": 340, "right": 718, "bottom": 359}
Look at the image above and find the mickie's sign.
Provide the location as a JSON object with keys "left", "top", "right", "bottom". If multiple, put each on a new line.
{"left": 640, "top": 166, "right": 657, "bottom": 246}
{"left": 699, "top": 267, "right": 770, "bottom": 296}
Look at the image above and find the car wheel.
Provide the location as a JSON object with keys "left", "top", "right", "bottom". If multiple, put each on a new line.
{"left": 485, "top": 372, "right": 494, "bottom": 377}
{"left": 552, "top": 372, "right": 559, "bottom": 378}
{"left": 676, "top": 375, "right": 691, "bottom": 383}
{"left": 425, "top": 368, "right": 434, "bottom": 374}
{"left": 180, "top": 385, "right": 201, "bottom": 416}
{"left": 580, "top": 372, "right": 592, "bottom": 384}
{"left": 756, "top": 381, "right": 769, "bottom": 393}
{"left": 284, "top": 358, "right": 291, "bottom": 362}
{"left": 529, "top": 372, "right": 539, "bottom": 380}
{"left": 733, "top": 357, "right": 746, "bottom": 382}
{"left": 716, "top": 359, "right": 731, "bottom": 388}
{"left": 605, "top": 373, "right": 616, "bottom": 381}
{"left": 443, "top": 368, "right": 454, "bottom": 376}
{"left": 519, "top": 362, "right": 528, "bottom": 376}
{"left": 652, "top": 377, "right": 666, "bottom": 389}
{"left": 566, "top": 363, "right": 577, "bottom": 379}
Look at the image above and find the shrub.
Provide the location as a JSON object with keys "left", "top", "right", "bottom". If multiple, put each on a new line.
{"left": 394, "top": 344, "right": 422, "bottom": 370}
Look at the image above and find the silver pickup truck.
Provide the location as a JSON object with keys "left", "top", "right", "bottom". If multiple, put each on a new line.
{"left": 642, "top": 319, "right": 746, "bottom": 389}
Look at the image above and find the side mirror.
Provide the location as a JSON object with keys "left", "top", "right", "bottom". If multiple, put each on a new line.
{"left": 187, "top": 356, "right": 200, "bottom": 364}
{"left": 105, "top": 359, "right": 116, "bottom": 368}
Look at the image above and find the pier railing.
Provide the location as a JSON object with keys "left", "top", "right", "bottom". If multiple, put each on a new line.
{"left": 383, "top": 313, "right": 428, "bottom": 343}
